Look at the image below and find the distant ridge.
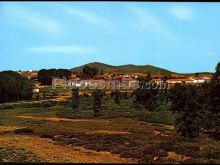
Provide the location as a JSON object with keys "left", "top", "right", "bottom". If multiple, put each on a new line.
{"left": 71, "top": 62, "right": 174, "bottom": 75}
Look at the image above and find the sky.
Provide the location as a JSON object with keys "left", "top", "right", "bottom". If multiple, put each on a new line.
{"left": 0, "top": 2, "right": 220, "bottom": 73}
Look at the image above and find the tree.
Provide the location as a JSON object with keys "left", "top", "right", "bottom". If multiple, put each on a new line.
{"left": 133, "top": 87, "right": 156, "bottom": 111}
{"left": 160, "top": 75, "right": 170, "bottom": 103}
{"left": 207, "top": 61, "right": 220, "bottom": 131}
{"left": 195, "top": 72, "right": 199, "bottom": 77}
{"left": 92, "top": 89, "right": 104, "bottom": 116}
{"left": 122, "top": 91, "right": 128, "bottom": 99}
{"left": 0, "top": 71, "right": 33, "bottom": 103}
{"left": 71, "top": 87, "right": 79, "bottom": 110}
{"left": 100, "top": 69, "right": 104, "bottom": 75}
{"left": 161, "top": 75, "right": 170, "bottom": 91}
{"left": 133, "top": 72, "right": 158, "bottom": 111}
{"left": 146, "top": 72, "right": 152, "bottom": 83}
{"left": 37, "top": 69, "right": 71, "bottom": 85}
{"left": 82, "top": 65, "right": 98, "bottom": 78}
{"left": 169, "top": 84, "right": 203, "bottom": 138}
{"left": 111, "top": 90, "right": 121, "bottom": 105}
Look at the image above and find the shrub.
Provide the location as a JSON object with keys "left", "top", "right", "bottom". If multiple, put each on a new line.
{"left": 14, "top": 128, "right": 34, "bottom": 134}
{"left": 40, "top": 133, "right": 54, "bottom": 139}
{"left": 41, "top": 101, "right": 54, "bottom": 108}
{"left": 0, "top": 104, "right": 14, "bottom": 110}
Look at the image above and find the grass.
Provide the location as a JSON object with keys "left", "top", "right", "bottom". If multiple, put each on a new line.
{"left": 40, "top": 86, "right": 71, "bottom": 95}
{"left": 0, "top": 146, "right": 39, "bottom": 162}
{"left": 0, "top": 105, "right": 220, "bottom": 163}
{"left": 56, "top": 96, "right": 174, "bottom": 125}
{"left": 0, "top": 92, "right": 220, "bottom": 163}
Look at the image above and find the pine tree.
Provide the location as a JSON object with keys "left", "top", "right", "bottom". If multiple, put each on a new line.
{"left": 208, "top": 61, "right": 220, "bottom": 132}
{"left": 122, "top": 91, "right": 128, "bottom": 99}
{"left": 169, "top": 84, "right": 203, "bottom": 138}
{"left": 92, "top": 89, "right": 104, "bottom": 116}
{"left": 113, "top": 90, "right": 121, "bottom": 105}
{"left": 71, "top": 87, "right": 79, "bottom": 110}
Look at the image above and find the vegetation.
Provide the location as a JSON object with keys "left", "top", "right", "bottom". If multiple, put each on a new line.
{"left": 71, "top": 62, "right": 173, "bottom": 74}
{"left": 1, "top": 59, "right": 220, "bottom": 163}
{"left": 169, "top": 84, "right": 203, "bottom": 138}
{"left": 37, "top": 69, "right": 71, "bottom": 85}
{"left": 82, "top": 65, "right": 98, "bottom": 78}
{"left": 111, "top": 90, "right": 122, "bottom": 105}
{"left": 71, "top": 87, "right": 79, "bottom": 110}
{"left": 1, "top": 106, "right": 220, "bottom": 163}
{"left": 0, "top": 71, "right": 33, "bottom": 103}
{"left": 168, "top": 61, "right": 220, "bottom": 138}
{"left": 207, "top": 62, "right": 220, "bottom": 132}
{"left": 92, "top": 89, "right": 104, "bottom": 116}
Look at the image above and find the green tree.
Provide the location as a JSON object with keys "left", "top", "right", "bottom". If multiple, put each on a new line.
{"left": 111, "top": 90, "right": 121, "bottom": 105}
{"left": 37, "top": 69, "right": 71, "bottom": 85}
{"left": 82, "top": 65, "right": 98, "bottom": 78}
{"left": 133, "top": 72, "right": 158, "bottom": 111}
{"left": 169, "top": 84, "right": 203, "bottom": 138}
{"left": 133, "top": 88, "right": 154, "bottom": 111}
{"left": 92, "top": 89, "right": 104, "bottom": 116}
{"left": 208, "top": 61, "right": 220, "bottom": 131}
{"left": 100, "top": 69, "right": 104, "bottom": 75}
{"left": 122, "top": 91, "right": 128, "bottom": 99}
{"left": 0, "top": 71, "right": 33, "bottom": 103}
{"left": 195, "top": 72, "right": 199, "bottom": 77}
{"left": 146, "top": 72, "right": 152, "bottom": 83}
{"left": 71, "top": 87, "right": 79, "bottom": 110}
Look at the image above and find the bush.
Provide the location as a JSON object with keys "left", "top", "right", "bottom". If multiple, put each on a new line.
{"left": 14, "top": 128, "right": 34, "bottom": 134}
{"left": 40, "top": 133, "right": 54, "bottom": 139}
{"left": 83, "top": 93, "right": 89, "bottom": 97}
{"left": 0, "top": 104, "right": 14, "bottom": 110}
{"left": 41, "top": 101, "right": 54, "bottom": 108}
{"left": 56, "top": 100, "right": 71, "bottom": 107}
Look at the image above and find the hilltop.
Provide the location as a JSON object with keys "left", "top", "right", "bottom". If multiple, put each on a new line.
{"left": 71, "top": 62, "right": 174, "bottom": 75}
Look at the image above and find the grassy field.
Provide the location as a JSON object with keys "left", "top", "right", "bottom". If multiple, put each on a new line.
{"left": 0, "top": 91, "right": 220, "bottom": 163}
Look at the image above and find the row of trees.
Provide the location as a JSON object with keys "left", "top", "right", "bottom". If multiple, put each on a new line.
{"left": 131, "top": 62, "right": 220, "bottom": 138}
{"left": 37, "top": 69, "right": 71, "bottom": 85}
{"left": 82, "top": 65, "right": 99, "bottom": 78}
{"left": 0, "top": 71, "right": 33, "bottom": 103}
{"left": 71, "top": 87, "right": 104, "bottom": 116}
{"left": 81, "top": 65, "right": 105, "bottom": 78}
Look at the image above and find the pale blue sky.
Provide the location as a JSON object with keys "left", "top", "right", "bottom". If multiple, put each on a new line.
{"left": 0, "top": 2, "right": 219, "bottom": 73}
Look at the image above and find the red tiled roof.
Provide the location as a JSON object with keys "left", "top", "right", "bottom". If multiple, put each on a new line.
{"left": 168, "top": 79, "right": 193, "bottom": 82}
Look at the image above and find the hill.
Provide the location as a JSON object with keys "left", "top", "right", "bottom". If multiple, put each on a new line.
{"left": 70, "top": 62, "right": 174, "bottom": 75}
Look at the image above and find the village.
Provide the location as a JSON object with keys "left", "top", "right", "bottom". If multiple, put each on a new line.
{"left": 18, "top": 70, "right": 212, "bottom": 91}
{"left": 15, "top": 69, "right": 213, "bottom": 101}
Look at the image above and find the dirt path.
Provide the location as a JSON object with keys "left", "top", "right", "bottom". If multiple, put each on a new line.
{"left": 0, "top": 126, "right": 137, "bottom": 163}
{"left": 15, "top": 115, "right": 111, "bottom": 123}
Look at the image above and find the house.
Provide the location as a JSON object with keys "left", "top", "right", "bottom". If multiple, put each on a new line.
{"left": 52, "top": 77, "right": 67, "bottom": 86}
{"left": 19, "top": 70, "right": 38, "bottom": 83}
{"left": 151, "top": 78, "right": 165, "bottom": 89}
{"left": 32, "top": 88, "right": 42, "bottom": 100}
{"left": 167, "top": 78, "right": 193, "bottom": 89}
{"left": 128, "top": 80, "right": 139, "bottom": 89}
{"left": 202, "top": 76, "right": 211, "bottom": 83}
{"left": 69, "top": 74, "right": 78, "bottom": 80}
{"left": 66, "top": 79, "right": 81, "bottom": 87}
